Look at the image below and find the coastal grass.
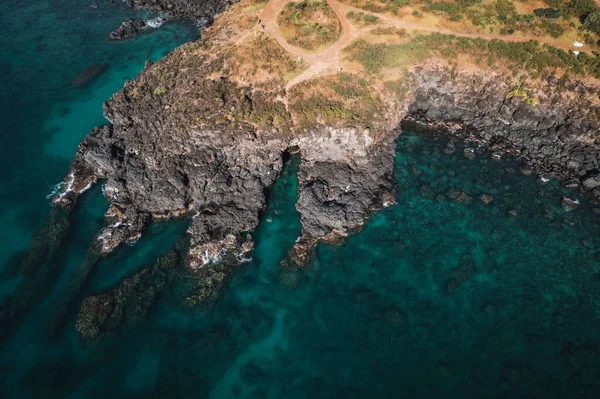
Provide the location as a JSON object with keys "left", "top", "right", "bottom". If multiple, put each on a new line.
{"left": 339, "top": 0, "right": 585, "bottom": 41}
{"left": 345, "top": 32, "right": 600, "bottom": 80}
{"left": 346, "top": 11, "right": 381, "bottom": 26}
{"left": 277, "top": 1, "right": 342, "bottom": 51}
{"left": 225, "top": 33, "right": 307, "bottom": 86}
{"left": 288, "top": 73, "right": 381, "bottom": 128}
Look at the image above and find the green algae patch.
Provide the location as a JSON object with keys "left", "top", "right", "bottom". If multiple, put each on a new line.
{"left": 288, "top": 73, "right": 381, "bottom": 128}
{"left": 277, "top": 1, "right": 342, "bottom": 51}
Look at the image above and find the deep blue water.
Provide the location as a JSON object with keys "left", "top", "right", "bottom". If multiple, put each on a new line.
{"left": 1, "top": 1, "right": 600, "bottom": 398}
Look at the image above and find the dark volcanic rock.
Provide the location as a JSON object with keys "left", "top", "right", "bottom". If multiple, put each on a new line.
{"left": 109, "top": 19, "right": 147, "bottom": 40}
{"left": 52, "top": 34, "right": 600, "bottom": 309}
{"left": 133, "top": 0, "right": 235, "bottom": 19}
{"left": 76, "top": 248, "right": 181, "bottom": 339}
{"left": 406, "top": 65, "right": 600, "bottom": 199}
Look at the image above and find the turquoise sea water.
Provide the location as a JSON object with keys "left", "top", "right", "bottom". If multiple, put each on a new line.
{"left": 1, "top": 1, "right": 600, "bottom": 398}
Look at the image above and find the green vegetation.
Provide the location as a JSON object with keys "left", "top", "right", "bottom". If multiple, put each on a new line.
{"left": 153, "top": 87, "right": 167, "bottom": 96}
{"left": 226, "top": 33, "right": 307, "bottom": 85}
{"left": 534, "top": 8, "right": 561, "bottom": 19}
{"left": 507, "top": 87, "right": 537, "bottom": 106}
{"left": 542, "top": 0, "right": 600, "bottom": 38}
{"left": 542, "top": 19, "right": 565, "bottom": 38}
{"left": 345, "top": 33, "right": 600, "bottom": 80}
{"left": 346, "top": 11, "right": 380, "bottom": 25}
{"left": 342, "top": 0, "right": 600, "bottom": 44}
{"left": 234, "top": 92, "right": 292, "bottom": 127}
{"left": 278, "top": 1, "right": 342, "bottom": 50}
{"left": 289, "top": 73, "right": 381, "bottom": 128}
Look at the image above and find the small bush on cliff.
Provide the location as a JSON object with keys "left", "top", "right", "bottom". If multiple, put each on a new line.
{"left": 507, "top": 88, "right": 537, "bottom": 106}
{"left": 288, "top": 73, "right": 380, "bottom": 128}
{"left": 153, "top": 87, "right": 167, "bottom": 96}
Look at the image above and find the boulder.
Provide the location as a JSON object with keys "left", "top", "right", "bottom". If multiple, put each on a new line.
{"left": 109, "top": 19, "right": 147, "bottom": 40}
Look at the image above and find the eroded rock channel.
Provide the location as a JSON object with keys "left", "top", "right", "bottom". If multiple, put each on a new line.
{"left": 5, "top": 1, "right": 600, "bottom": 340}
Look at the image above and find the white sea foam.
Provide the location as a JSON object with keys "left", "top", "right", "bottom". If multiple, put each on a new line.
{"left": 79, "top": 181, "right": 93, "bottom": 194}
{"left": 145, "top": 15, "right": 166, "bottom": 29}
{"left": 51, "top": 171, "right": 75, "bottom": 202}
{"left": 46, "top": 181, "right": 64, "bottom": 199}
{"left": 235, "top": 252, "right": 252, "bottom": 263}
{"left": 202, "top": 248, "right": 224, "bottom": 266}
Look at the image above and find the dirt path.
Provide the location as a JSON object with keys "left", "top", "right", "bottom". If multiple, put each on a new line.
{"left": 338, "top": 2, "right": 580, "bottom": 53}
{"left": 259, "top": 0, "right": 359, "bottom": 89}
{"left": 257, "top": 0, "right": 583, "bottom": 90}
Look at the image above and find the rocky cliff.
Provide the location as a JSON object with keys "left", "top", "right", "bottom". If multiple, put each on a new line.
{"left": 40, "top": 1, "right": 600, "bottom": 338}
{"left": 130, "top": 0, "right": 236, "bottom": 20}
{"left": 407, "top": 66, "right": 600, "bottom": 194}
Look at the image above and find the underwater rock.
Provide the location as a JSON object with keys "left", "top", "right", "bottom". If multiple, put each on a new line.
{"left": 0, "top": 207, "right": 71, "bottom": 344}
{"left": 278, "top": 257, "right": 302, "bottom": 290}
{"left": 481, "top": 301, "right": 497, "bottom": 315}
{"left": 463, "top": 147, "right": 476, "bottom": 160}
{"left": 444, "top": 255, "right": 476, "bottom": 294}
{"left": 76, "top": 248, "right": 181, "bottom": 339}
{"left": 561, "top": 197, "right": 580, "bottom": 212}
{"left": 382, "top": 306, "right": 407, "bottom": 326}
{"left": 420, "top": 184, "right": 436, "bottom": 199}
{"left": 520, "top": 165, "right": 533, "bottom": 176}
{"left": 446, "top": 188, "right": 473, "bottom": 204}
{"left": 480, "top": 194, "right": 494, "bottom": 205}
{"left": 72, "top": 64, "right": 107, "bottom": 88}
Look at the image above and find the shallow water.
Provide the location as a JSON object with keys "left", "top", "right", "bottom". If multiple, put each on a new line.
{"left": 0, "top": 0, "right": 199, "bottom": 270}
{"left": 1, "top": 2, "right": 600, "bottom": 399}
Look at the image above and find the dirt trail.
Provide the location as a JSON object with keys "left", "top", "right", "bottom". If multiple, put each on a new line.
{"left": 259, "top": 0, "right": 359, "bottom": 89}
{"left": 338, "top": 2, "right": 579, "bottom": 52}
{"left": 257, "top": 0, "right": 583, "bottom": 90}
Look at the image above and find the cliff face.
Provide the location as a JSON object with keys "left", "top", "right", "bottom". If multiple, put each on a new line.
{"left": 132, "top": 0, "right": 236, "bottom": 19}
{"left": 57, "top": 58, "right": 600, "bottom": 283}
{"left": 407, "top": 66, "right": 600, "bottom": 191}
{"left": 45, "top": 2, "right": 600, "bottom": 327}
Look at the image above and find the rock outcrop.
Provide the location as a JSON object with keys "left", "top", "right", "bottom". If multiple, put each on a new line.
{"left": 406, "top": 65, "right": 600, "bottom": 198}
{"left": 109, "top": 19, "right": 148, "bottom": 40}
{"left": 50, "top": 2, "right": 600, "bottom": 324}
{"left": 131, "top": 0, "right": 236, "bottom": 20}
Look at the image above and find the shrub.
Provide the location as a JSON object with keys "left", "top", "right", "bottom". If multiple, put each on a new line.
{"left": 153, "top": 87, "right": 167, "bottom": 95}
{"left": 542, "top": 20, "right": 565, "bottom": 38}
{"left": 583, "top": 11, "right": 600, "bottom": 34}
{"left": 534, "top": 8, "right": 561, "bottom": 18}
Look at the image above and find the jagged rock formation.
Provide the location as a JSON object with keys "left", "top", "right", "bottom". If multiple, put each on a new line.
{"left": 406, "top": 66, "right": 600, "bottom": 196}
{"left": 131, "top": 0, "right": 236, "bottom": 20}
{"left": 44, "top": 2, "right": 600, "bottom": 337}
{"left": 76, "top": 248, "right": 181, "bottom": 339}
{"left": 55, "top": 40, "right": 600, "bottom": 285}
{"left": 109, "top": 19, "right": 148, "bottom": 40}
